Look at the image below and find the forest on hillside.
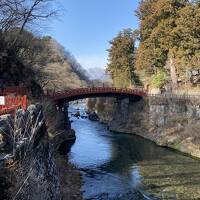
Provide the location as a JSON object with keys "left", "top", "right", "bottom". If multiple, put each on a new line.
{"left": 0, "top": 0, "right": 89, "bottom": 96}
{"left": 107, "top": 0, "right": 200, "bottom": 92}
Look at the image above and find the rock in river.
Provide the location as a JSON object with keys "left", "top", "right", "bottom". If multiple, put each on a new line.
{"left": 88, "top": 112, "right": 99, "bottom": 121}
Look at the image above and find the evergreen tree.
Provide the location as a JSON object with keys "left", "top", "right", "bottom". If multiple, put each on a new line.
{"left": 173, "top": 5, "right": 200, "bottom": 74}
{"left": 136, "top": 0, "right": 200, "bottom": 89}
{"left": 106, "top": 29, "right": 140, "bottom": 88}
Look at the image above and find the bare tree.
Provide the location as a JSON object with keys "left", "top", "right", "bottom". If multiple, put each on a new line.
{"left": 0, "top": 0, "right": 58, "bottom": 33}
{"left": 0, "top": 0, "right": 59, "bottom": 89}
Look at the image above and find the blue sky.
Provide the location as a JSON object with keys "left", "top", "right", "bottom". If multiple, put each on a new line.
{"left": 49, "top": 0, "right": 139, "bottom": 70}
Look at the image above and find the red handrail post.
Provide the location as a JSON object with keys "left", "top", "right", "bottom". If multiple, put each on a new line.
{"left": 21, "top": 95, "right": 27, "bottom": 110}
{"left": 21, "top": 95, "right": 28, "bottom": 110}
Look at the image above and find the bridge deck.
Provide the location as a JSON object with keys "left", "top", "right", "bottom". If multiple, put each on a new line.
{"left": 49, "top": 87, "right": 146, "bottom": 102}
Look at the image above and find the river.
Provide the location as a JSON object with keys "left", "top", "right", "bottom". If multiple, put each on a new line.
{"left": 68, "top": 104, "right": 200, "bottom": 200}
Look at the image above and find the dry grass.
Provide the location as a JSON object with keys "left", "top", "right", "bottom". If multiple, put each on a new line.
{"left": 0, "top": 108, "right": 44, "bottom": 161}
{"left": 40, "top": 62, "right": 87, "bottom": 93}
{"left": 181, "top": 120, "right": 200, "bottom": 145}
{"left": 0, "top": 108, "right": 49, "bottom": 200}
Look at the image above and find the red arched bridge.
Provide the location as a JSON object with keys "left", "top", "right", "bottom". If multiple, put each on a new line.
{"left": 49, "top": 87, "right": 147, "bottom": 103}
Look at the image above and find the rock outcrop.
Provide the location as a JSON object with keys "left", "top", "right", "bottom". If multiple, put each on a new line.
{"left": 0, "top": 114, "right": 14, "bottom": 153}
{"left": 88, "top": 112, "right": 99, "bottom": 121}
{"left": 0, "top": 104, "right": 61, "bottom": 200}
{"left": 95, "top": 96, "right": 200, "bottom": 159}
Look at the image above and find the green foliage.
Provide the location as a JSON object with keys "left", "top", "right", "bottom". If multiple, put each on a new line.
{"left": 112, "top": 70, "right": 132, "bottom": 88}
{"left": 172, "top": 5, "right": 200, "bottom": 73}
{"left": 151, "top": 70, "right": 167, "bottom": 88}
{"left": 106, "top": 29, "right": 141, "bottom": 87}
{"left": 135, "top": 0, "right": 200, "bottom": 88}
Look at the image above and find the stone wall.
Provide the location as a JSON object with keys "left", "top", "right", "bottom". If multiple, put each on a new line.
{"left": 149, "top": 96, "right": 200, "bottom": 127}
{"left": 107, "top": 98, "right": 149, "bottom": 135}
{"left": 148, "top": 97, "right": 200, "bottom": 158}
{"left": 95, "top": 96, "right": 200, "bottom": 158}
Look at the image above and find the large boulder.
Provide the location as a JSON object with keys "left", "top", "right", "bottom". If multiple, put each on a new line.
{"left": 52, "top": 129, "right": 76, "bottom": 151}
{"left": 88, "top": 112, "right": 99, "bottom": 121}
{"left": 74, "top": 111, "right": 80, "bottom": 118}
{"left": 27, "top": 104, "right": 44, "bottom": 123}
{"left": 0, "top": 114, "right": 14, "bottom": 152}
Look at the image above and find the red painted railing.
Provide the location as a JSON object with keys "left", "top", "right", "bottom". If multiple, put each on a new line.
{"left": 48, "top": 87, "right": 147, "bottom": 102}
{"left": 0, "top": 86, "right": 27, "bottom": 115}
{"left": 0, "top": 86, "right": 27, "bottom": 96}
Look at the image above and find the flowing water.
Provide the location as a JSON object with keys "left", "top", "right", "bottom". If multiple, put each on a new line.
{"left": 68, "top": 104, "right": 200, "bottom": 200}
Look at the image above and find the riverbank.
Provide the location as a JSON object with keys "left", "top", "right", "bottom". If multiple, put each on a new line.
{"left": 108, "top": 124, "right": 200, "bottom": 160}
{"left": 0, "top": 104, "right": 61, "bottom": 200}
{"left": 88, "top": 97, "right": 200, "bottom": 159}
{"left": 44, "top": 100, "right": 83, "bottom": 200}
{"left": 55, "top": 153, "right": 83, "bottom": 200}
{"left": 0, "top": 101, "right": 83, "bottom": 200}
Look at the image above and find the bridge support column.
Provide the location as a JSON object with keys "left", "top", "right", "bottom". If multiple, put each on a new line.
{"left": 56, "top": 102, "right": 71, "bottom": 129}
{"left": 121, "top": 98, "right": 129, "bottom": 121}
{"left": 63, "top": 103, "right": 71, "bottom": 129}
{"left": 114, "top": 98, "right": 129, "bottom": 121}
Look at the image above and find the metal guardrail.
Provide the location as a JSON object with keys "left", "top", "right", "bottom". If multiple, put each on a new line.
{"left": 0, "top": 86, "right": 27, "bottom": 96}
{"left": 0, "top": 86, "right": 28, "bottom": 115}
{"left": 0, "top": 96, "right": 27, "bottom": 115}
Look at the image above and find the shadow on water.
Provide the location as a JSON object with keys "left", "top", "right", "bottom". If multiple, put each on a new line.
{"left": 59, "top": 141, "right": 75, "bottom": 155}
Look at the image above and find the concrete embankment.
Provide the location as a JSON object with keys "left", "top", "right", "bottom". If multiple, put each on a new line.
{"left": 0, "top": 102, "right": 82, "bottom": 200}
{"left": 90, "top": 96, "right": 200, "bottom": 159}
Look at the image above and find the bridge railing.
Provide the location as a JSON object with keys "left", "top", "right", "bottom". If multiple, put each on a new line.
{"left": 47, "top": 86, "right": 200, "bottom": 102}
{"left": 50, "top": 87, "right": 142, "bottom": 95}
{"left": 0, "top": 86, "right": 28, "bottom": 115}
{"left": 148, "top": 93, "right": 200, "bottom": 100}
{"left": 48, "top": 87, "right": 147, "bottom": 101}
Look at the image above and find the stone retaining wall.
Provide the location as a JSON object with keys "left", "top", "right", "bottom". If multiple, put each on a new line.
{"left": 95, "top": 96, "right": 200, "bottom": 158}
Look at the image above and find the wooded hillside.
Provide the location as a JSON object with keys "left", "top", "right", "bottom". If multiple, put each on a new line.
{"left": 0, "top": 0, "right": 89, "bottom": 97}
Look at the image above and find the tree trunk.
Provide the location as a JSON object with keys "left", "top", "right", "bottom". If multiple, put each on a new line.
{"left": 169, "top": 55, "right": 178, "bottom": 91}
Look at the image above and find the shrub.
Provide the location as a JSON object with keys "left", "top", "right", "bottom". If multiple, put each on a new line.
{"left": 151, "top": 70, "right": 167, "bottom": 89}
